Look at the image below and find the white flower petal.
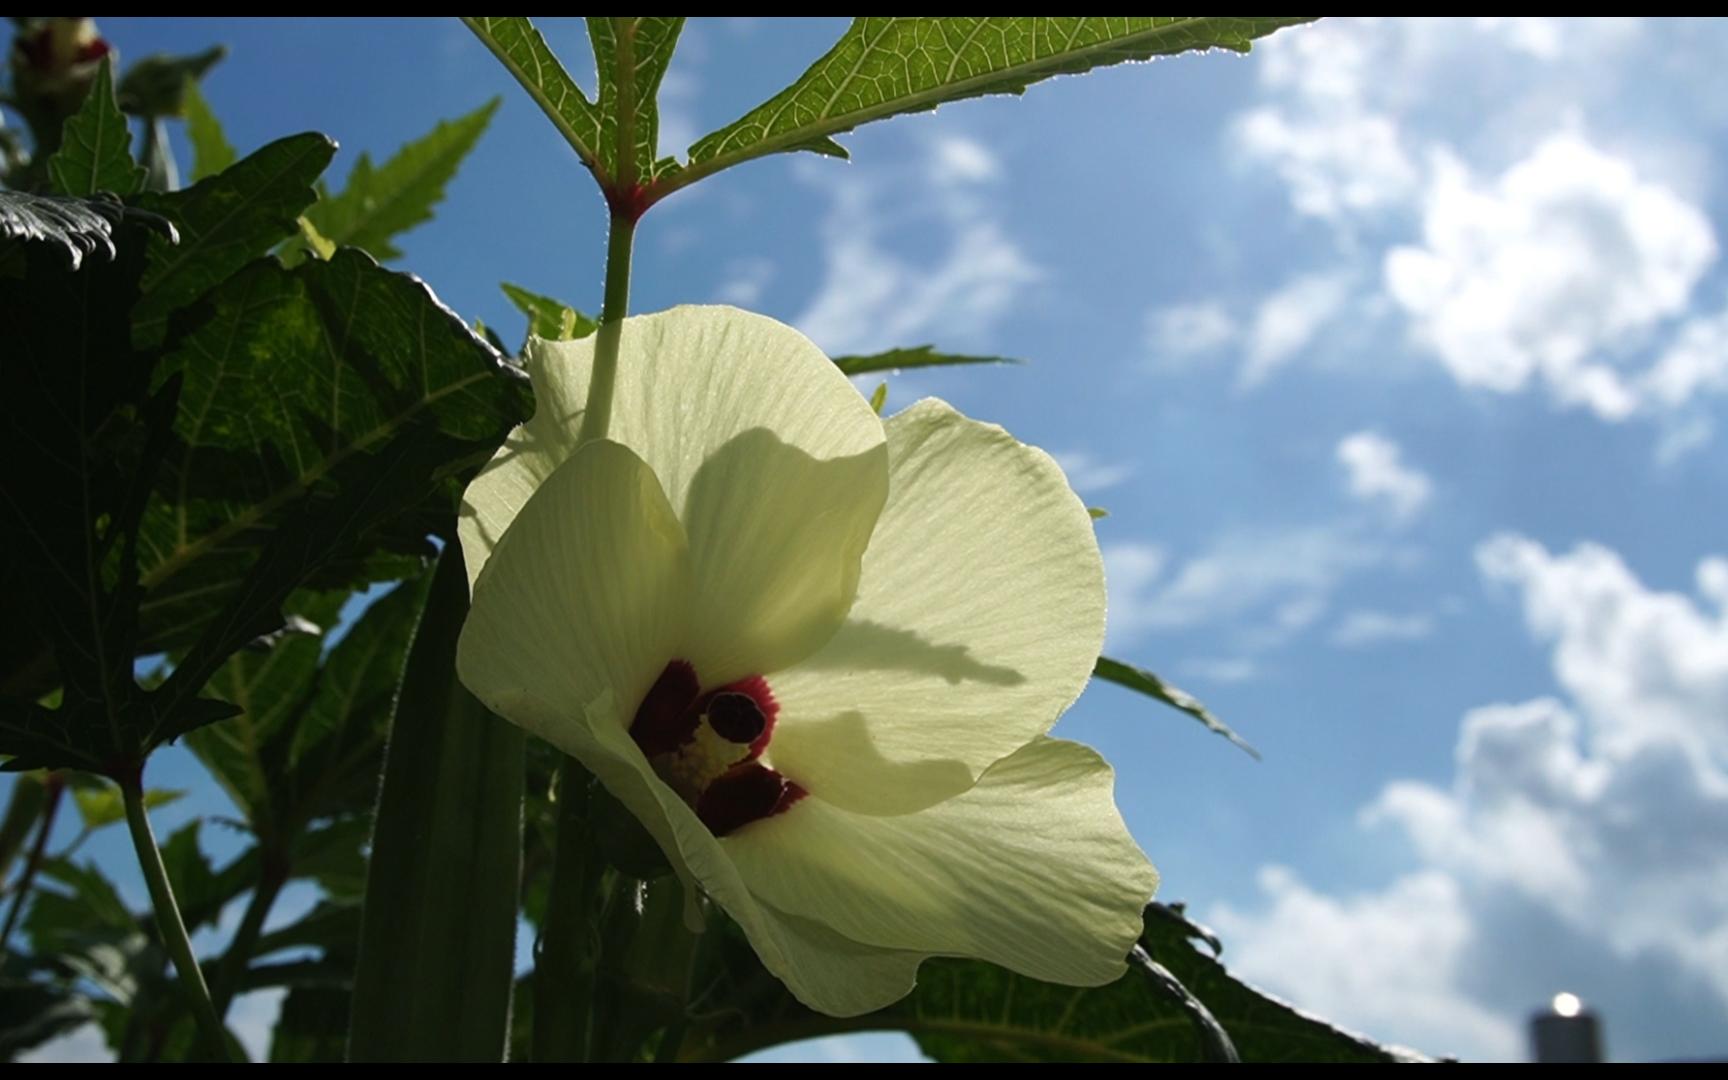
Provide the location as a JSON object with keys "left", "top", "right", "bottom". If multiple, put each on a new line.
{"left": 567, "top": 702, "right": 928, "bottom": 1018}
{"left": 728, "top": 738, "right": 1157, "bottom": 987}
{"left": 767, "top": 399, "right": 1106, "bottom": 814}
{"left": 460, "top": 304, "right": 885, "bottom": 569}
{"left": 457, "top": 439, "right": 690, "bottom": 748}
{"left": 677, "top": 426, "right": 886, "bottom": 684}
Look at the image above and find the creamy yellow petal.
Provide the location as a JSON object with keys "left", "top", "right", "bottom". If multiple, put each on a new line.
{"left": 457, "top": 439, "right": 690, "bottom": 749}
{"left": 556, "top": 699, "right": 929, "bottom": 1018}
{"left": 726, "top": 738, "right": 1158, "bottom": 988}
{"left": 767, "top": 400, "right": 1106, "bottom": 814}
{"left": 459, "top": 305, "right": 886, "bottom": 593}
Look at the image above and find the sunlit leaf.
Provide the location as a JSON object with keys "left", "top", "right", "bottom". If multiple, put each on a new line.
{"left": 132, "top": 132, "right": 336, "bottom": 341}
{"left": 46, "top": 58, "right": 144, "bottom": 198}
{"left": 500, "top": 281, "right": 597, "bottom": 344}
{"left": 1094, "top": 656, "right": 1258, "bottom": 758}
{"left": 834, "top": 344, "right": 1017, "bottom": 378}
{"left": 303, "top": 98, "right": 499, "bottom": 261}
{"left": 665, "top": 18, "right": 1314, "bottom": 199}
{"left": 181, "top": 80, "right": 235, "bottom": 182}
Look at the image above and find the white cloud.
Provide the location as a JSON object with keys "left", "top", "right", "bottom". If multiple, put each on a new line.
{"left": 1475, "top": 535, "right": 1728, "bottom": 757}
{"left": 1235, "top": 20, "right": 1728, "bottom": 431}
{"left": 1104, "top": 525, "right": 1394, "bottom": 646}
{"left": 1212, "top": 868, "right": 1522, "bottom": 1060}
{"left": 1181, "top": 656, "right": 1261, "bottom": 684}
{"left": 1233, "top": 20, "right": 1420, "bottom": 219}
{"left": 1218, "top": 536, "right": 1728, "bottom": 1060}
{"left": 1640, "top": 299, "right": 1728, "bottom": 410}
{"left": 1336, "top": 431, "right": 1432, "bottom": 522}
{"left": 794, "top": 136, "right": 1039, "bottom": 356}
{"left": 1384, "top": 135, "right": 1717, "bottom": 419}
{"left": 1052, "top": 450, "right": 1135, "bottom": 494}
{"left": 1241, "top": 270, "right": 1353, "bottom": 386}
{"left": 1146, "top": 301, "right": 1237, "bottom": 366}
{"left": 714, "top": 255, "right": 775, "bottom": 306}
{"left": 1332, "top": 608, "right": 1434, "bottom": 647}
{"left": 925, "top": 133, "right": 1000, "bottom": 186}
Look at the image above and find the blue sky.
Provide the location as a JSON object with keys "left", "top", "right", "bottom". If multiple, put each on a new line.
{"left": 11, "top": 18, "right": 1728, "bottom": 1063}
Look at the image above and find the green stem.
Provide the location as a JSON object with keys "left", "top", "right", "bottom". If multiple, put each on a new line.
{"left": 121, "top": 777, "right": 235, "bottom": 1062}
{"left": 576, "top": 210, "right": 637, "bottom": 445}
{"left": 209, "top": 850, "right": 289, "bottom": 1017}
{"left": 0, "top": 773, "right": 63, "bottom": 949}
{"left": 533, "top": 763, "right": 604, "bottom": 1062}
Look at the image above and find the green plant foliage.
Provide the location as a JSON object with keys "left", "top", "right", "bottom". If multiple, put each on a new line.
{"left": 679, "top": 904, "right": 1415, "bottom": 1063}
{"left": 1093, "top": 657, "right": 1259, "bottom": 758}
{"left": 501, "top": 281, "right": 598, "bottom": 343}
{"left": 45, "top": 58, "right": 145, "bottom": 198}
{"left": 349, "top": 548, "right": 524, "bottom": 1062}
{"left": 135, "top": 245, "right": 528, "bottom": 662}
{"left": 302, "top": 98, "right": 499, "bottom": 261}
{"left": 0, "top": 189, "right": 132, "bottom": 270}
{"left": 181, "top": 81, "right": 236, "bottom": 182}
{"left": 584, "top": 17, "right": 686, "bottom": 185}
{"left": 834, "top": 345, "right": 1017, "bottom": 378}
{"left": 132, "top": 132, "right": 335, "bottom": 340}
{"left": 116, "top": 46, "right": 226, "bottom": 119}
{"left": 666, "top": 18, "right": 1314, "bottom": 198}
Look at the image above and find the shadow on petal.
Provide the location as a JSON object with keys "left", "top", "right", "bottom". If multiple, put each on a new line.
{"left": 679, "top": 427, "right": 889, "bottom": 683}
{"left": 770, "top": 708, "right": 978, "bottom": 815}
{"left": 795, "top": 618, "right": 1027, "bottom": 687}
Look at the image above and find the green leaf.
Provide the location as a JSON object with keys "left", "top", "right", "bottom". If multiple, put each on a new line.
{"left": 1135, "top": 904, "right": 1428, "bottom": 1063}
{"left": 181, "top": 80, "right": 235, "bottom": 182}
{"left": 116, "top": 46, "right": 226, "bottom": 119}
{"left": 133, "top": 246, "right": 527, "bottom": 662}
{"left": 295, "top": 215, "right": 335, "bottom": 260}
{"left": 667, "top": 18, "right": 1314, "bottom": 199}
{"left": 271, "top": 986, "right": 352, "bottom": 1062}
{"left": 833, "top": 344, "right": 1017, "bottom": 378}
{"left": 132, "top": 132, "right": 336, "bottom": 341}
{"left": 0, "top": 975, "right": 96, "bottom": 1060}
{"left": 868, "top": 381, "right": 888, "bottom": 415}
{"left": 71, "top": 783, "right": 185, "bottom": 831}
{"left": 46, "top": 57, "right": 144, "bottom": 197}
{"left": 188, "top": 574, "right": 427, "bottom": 846}
{"left": 0, "top": 772, "right": 48, "bottom": 879}
{"left": 186, "top": 595, "right": 340, "bottom": 827}
{"left": 584, "top": 17, "right": 686, "bottom": 184}
{"left": 500, "top": 281, "right": 597, "bottom": 343}
{"left": 461, "top": 18, "right": 605, "bottom": 175}
{"left": 349, "top": 546, "right": 524, "bottom": 1062}
{"left": 1087, "top": 506, "right": 1109, "bottom": 520}
{"left": 0, "top": 225, "right": 191, "bottom": 772}
{"left": 303, "top": 98, "right": 499, "bottom": 262}
{"left": 682, "top": 904, "right": 1419, "bottom": 1063}
{"left": 1093, "top": 656, "right": 1259, "bottom": 759}
{"left": 461, "top": 18, "right": 685, "bottom": 190}
{"left": 0, "top": 189, "right": 122, "bottom": 270}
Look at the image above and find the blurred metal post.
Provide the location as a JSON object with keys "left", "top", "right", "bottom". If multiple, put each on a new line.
{"left": 1529, "top": 993, "right": 1604, "bottom": 1063}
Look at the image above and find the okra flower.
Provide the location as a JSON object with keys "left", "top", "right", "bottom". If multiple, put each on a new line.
{"left": 456, "top": 306, "right": 1157, "bottom": 1016}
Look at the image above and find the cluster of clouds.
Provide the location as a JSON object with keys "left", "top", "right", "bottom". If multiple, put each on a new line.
{"left": 1146, "top": 18, "right": 1728, "bottom": 447}
{"left": 1121, "top": 20, "right": 1728, "bottom": 1060}
{"left": 791, "top": 133, "right": 1039, "bottom": 358}
{"left": 1102, "top": 426, "right": 1436, "bottom": 675}
{"left": 1214, "top": 536, "right": 1728, "bottom": 1061}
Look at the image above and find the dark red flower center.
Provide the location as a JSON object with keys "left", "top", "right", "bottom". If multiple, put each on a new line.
{"left": 628, "top": 660, "right": 805, "bottom": 837}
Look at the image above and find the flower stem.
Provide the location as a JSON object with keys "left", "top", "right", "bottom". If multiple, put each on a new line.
{"left": 121, "top": 776, "right": 235, "bottom": 1062}
{"left": 577, "top": 209, "right": 637, "bottom": 445}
